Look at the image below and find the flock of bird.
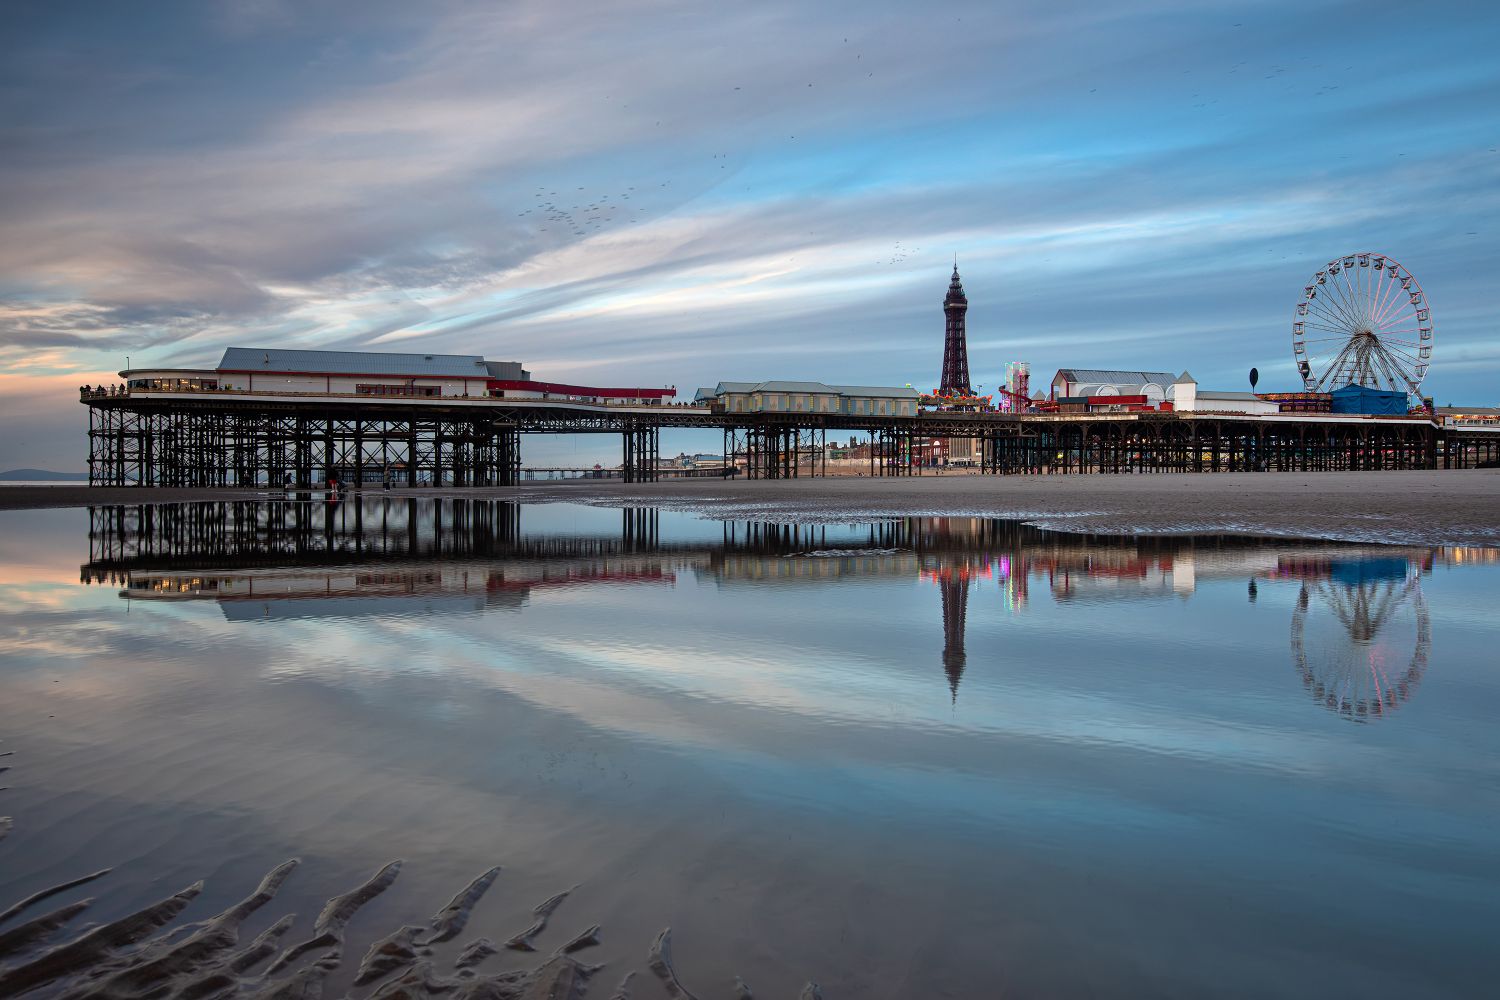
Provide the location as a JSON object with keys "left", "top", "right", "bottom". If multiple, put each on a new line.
{"left": 882, "top": 241, "right": 920, "bottom": 266}
{"left": 516, "top": 183, "right": 671, "bottom": 238}
{"left": 498, "top": 20, "right": 1485, "bottom": 262}
{"left": 502, "top": 34, "right": 889, "bottom": 250}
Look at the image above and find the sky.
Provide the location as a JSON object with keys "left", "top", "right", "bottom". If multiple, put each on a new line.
{"left": 2, "top": 0, "right": 1497, "bottom": 470}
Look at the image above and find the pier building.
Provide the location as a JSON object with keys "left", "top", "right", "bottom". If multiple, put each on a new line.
{"left": 127, "top": 347, "right": 675, "bottom": 405}
{"left": 1050, "top": 368, "right": 1178, "bottom": 404}
{"left": 692, "top": 381, "right": 919, "bottom": 416}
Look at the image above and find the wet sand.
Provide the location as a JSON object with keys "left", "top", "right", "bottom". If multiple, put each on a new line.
{"left": 0, "top": 852, "right": 792, "bottom": 999}
{"left": 4, "top": 501, "right": 1497, "bottom": 996}
{"left": 5, "top": 470, "right": 1498, "bottom": 545}
{"left": 0, "top": 755, "right": 817, "bottom": 999}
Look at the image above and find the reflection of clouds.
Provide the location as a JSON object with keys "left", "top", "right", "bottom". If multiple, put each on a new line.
{"left": 64, "top": 500, "right": 1469, "bottom": 740}
{"left": 4, "top": 511, "right": 1496, "bottom": 1000}
{"left": 275, "top": 596, "right": 1336, "bottom": 777}
{"left": 0, "top": 583, "right": 100, "bottom": 611}
{"left": 7, "top": 505, "right": 1500, "bottom": 1000}
{"left": 254, "top": 601, "right": 932, "bottom": 750}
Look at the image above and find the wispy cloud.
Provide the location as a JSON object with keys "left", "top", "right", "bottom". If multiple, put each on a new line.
{"left": 2, "top": 0, "right": 1498, "bottom": 469}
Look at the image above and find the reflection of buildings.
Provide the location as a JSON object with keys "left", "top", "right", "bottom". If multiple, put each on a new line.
{"left": 900, "top": 519, "right": 1443, "bottom": 715}
{"left": 125, "top": 566, "right": 505, "bottom": 619}
{"left": 84, "top": 501, "right": 1453, "bottom": 713}
{"left": 120, "top": 559, "right": 679, "bottom": 621}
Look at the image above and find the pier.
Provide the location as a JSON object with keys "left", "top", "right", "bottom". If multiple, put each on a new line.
{"left": 80, "top": 383, "right": 1499, "bottom": 487}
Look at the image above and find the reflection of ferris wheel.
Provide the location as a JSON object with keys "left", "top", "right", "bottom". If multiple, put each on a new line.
{"left": 1292, "top": 253, "right": 1433, "bottom": 395}
{"left": 1290, "top": 573, "right": 1429, "bottom": 722}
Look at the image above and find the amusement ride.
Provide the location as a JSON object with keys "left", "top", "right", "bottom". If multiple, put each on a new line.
{"left": 1292, "top": 253, "right": 1434, "bottom": 398}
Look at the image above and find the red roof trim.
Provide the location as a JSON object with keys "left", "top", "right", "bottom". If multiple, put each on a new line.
{"left": 212, "top": 368, "right": 675, "bottom": 398}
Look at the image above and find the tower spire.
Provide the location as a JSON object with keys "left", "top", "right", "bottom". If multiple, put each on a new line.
{"left": 939, "top": 262, "right": 972, "bottom": 395}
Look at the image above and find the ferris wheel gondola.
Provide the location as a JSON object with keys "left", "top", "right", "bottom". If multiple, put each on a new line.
{"left": 1291, "top": 253, "right": 1433, "bottom": 397}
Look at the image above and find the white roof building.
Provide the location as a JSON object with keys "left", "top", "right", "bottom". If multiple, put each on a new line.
{"left": 1051, "top": 368, "right": 1177, "bottom": 403}
{"left": 216, "top": 347, "right": 527, "bottom": 379}
{"left": 1165, "top": 372, "right": 1279, "bottom": 414}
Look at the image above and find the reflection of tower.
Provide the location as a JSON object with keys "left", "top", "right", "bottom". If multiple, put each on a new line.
{"left": 940, "top": 265, "right": 972, "bottom": 395}
{"left": 940, "top": 574, "right": 970, "bottom": 702}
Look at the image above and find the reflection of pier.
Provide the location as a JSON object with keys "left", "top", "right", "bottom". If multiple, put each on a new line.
{"left": 84, "top": 499, "right": 679, "bottom": 574}
{"left": 85, "top": 499, "right": 688, "bottom": 620}
{"left": 85, "top": 498, "right": 523, "bottom": 571}
{"left": 83, "top": 501, "right": 1450, "bottom": 711}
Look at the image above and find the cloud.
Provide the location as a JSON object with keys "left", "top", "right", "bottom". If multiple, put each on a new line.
{"left": 2, "top": 0, "right": 1498, "bottom": 468}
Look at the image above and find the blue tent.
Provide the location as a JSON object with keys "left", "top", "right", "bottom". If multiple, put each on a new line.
{"left": 1330, "top": 385, "right": 1408, "bottom": 415}
{"left": 1328, "top": 557, "right": 1410, "bottom": 587}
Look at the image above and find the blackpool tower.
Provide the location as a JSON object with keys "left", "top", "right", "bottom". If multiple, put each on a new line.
{"left": 939, "top": 264, "right": 972, "bottom": 396}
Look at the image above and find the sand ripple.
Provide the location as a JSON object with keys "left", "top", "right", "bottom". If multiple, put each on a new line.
{"left": 1, "top": 812, "right": 823, "bottom": 999}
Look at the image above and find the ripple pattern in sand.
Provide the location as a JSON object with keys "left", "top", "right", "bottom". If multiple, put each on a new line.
{"left": 0, "top": 754, "right": 823, "bottom": 1000}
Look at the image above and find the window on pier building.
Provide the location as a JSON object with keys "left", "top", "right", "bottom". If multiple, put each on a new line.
{"left": 128, "top": 377, "right": 219, "bottom": 391}
{"left": 356, "top": 384, "right": 441, "bottom": 397}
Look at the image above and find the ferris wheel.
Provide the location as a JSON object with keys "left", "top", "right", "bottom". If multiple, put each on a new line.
{"left": 1291, "top": 253, "right": 1433, "bottom": 395}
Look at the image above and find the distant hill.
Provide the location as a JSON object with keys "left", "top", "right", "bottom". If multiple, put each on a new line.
{"left": 0, "top": 468, "right": 90, "bottom": 481}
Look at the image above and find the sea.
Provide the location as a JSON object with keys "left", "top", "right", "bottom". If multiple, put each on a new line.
{"left": 0, "top": 498, "right": 1496, "bottom": 998}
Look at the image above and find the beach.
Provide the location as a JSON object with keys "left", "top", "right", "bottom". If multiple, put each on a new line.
{"left": 4, "top": 481, "right": 1499, "bottom": 997}
{"left": 5, "top": 469, "right": 1497, "bottom": 545}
